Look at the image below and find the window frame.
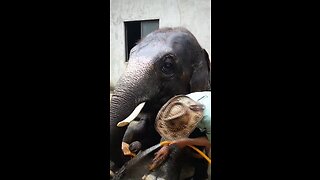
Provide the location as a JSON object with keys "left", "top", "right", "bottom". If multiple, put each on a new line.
{"left": 124, "top": 19, "right": 159, "bottom": 62}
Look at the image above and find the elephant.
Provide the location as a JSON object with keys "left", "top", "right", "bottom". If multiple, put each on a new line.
{"left": 110, "top": 27, "right": 211, "bottom": 173}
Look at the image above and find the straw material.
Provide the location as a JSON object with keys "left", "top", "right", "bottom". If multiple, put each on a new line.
{"left": 155, "top": 95, "right": 204, "bottom": 141}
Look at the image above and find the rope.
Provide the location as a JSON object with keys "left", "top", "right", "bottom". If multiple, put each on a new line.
{"left": 124, "top": 141, "right": 211, "bottom": 163}
{"left": 160, "top": 141, "right": 211, "bottom": 164}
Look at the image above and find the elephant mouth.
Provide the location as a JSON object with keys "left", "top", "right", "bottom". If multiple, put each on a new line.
{"left": 117, "top": 102, "right": 146, "bottom": 127}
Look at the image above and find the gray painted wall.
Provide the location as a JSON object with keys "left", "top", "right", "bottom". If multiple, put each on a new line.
{"left": 110, "top": 0, "right": 211, "bottom": 89}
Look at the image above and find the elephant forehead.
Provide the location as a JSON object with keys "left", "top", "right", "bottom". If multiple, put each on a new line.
{"left": 125, "top": 59, "right": 154, "bottom": 73}
{"left": 130, "top": 48, "right": 173, "bottom": 64}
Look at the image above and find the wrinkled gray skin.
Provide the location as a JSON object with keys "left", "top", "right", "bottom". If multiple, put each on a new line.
{"left": 110, "top": 27, "right": 211, "bottom": 171}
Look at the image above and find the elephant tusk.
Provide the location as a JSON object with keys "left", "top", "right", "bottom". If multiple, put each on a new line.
{"left": 117, "top": 102, "right": 146, "bottom": 127}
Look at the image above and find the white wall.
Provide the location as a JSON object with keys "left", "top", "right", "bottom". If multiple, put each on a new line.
{"left": 110, "top": 0, "right": 211, "bottom": 89}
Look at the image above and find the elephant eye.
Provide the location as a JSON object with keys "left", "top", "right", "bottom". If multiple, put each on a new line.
{"left": 161, "top": 57, "right": 175, "bottom": 75}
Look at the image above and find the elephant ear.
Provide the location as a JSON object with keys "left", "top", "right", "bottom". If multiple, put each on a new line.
{"left": 189, "top": 49, "right": 211, "bottom": 92}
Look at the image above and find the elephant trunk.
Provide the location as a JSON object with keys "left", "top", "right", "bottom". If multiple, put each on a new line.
{"left": 110, "top": 61, "right": 157, "bottom": 168}
{"left": 109, "top": 94, "right": 136, "bottom": 167}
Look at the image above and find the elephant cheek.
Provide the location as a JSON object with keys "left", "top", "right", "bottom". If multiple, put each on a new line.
{"left": 181, "top": 71, "right": 188, "bottom": 81}
{"left": 180, "top": 71, "right": 191, "bottom": 87}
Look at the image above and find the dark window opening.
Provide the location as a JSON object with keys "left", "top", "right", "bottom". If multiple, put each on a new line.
{"left": 125, "top": 19, "right": 159, "bottom": 61}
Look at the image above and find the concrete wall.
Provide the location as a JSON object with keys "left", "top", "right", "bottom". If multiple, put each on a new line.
{"left": 110, "top": 0, "right": 211, "bottom": 89}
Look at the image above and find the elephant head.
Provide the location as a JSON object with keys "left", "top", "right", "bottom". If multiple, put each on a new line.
{"left": 110, "top": 27, "right": 211, "bottom": 169}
